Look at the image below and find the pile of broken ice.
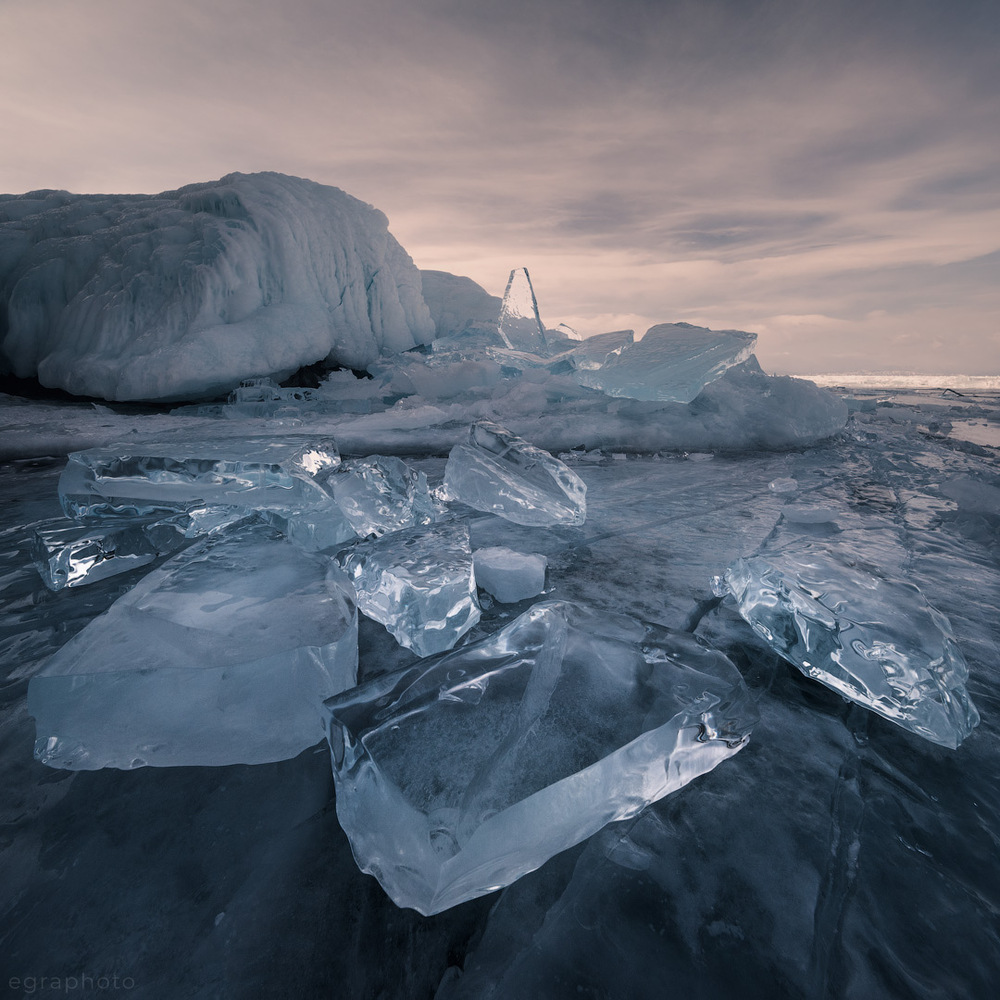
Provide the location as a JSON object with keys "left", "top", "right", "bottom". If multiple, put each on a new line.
{"left": 23, "top": 271, "right": 980, "bottom": 916}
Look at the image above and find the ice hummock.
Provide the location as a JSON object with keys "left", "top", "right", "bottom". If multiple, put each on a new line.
{"left": 27, "top": 522, "right": 359, "bottom": 769}
{"left": 0, "top": 172, "right": 435, "bottom": 401}
{"left": 473, "top": 547, "right": 547, "bottom": 603}
{"left": 497, "top": 268, "right": 548, "bottom": 353}
{"left": 324, "top": 601, "right": 757, "bottom": 915}
{"left": 714, "top": 516, "right": 980, "bottom": 748}
{"left": 576, "top": 322, "right": 757, "bottom": 402}
{"left": 30, "top": 515, "right": 190, "bottom": 590}
{"left": 336, "top": 522, "right": 480, "bottom": 657}
{"left": 59, "top": 436, "right": 340, "bottom": 520}
{"left": 443, "top": 421, "right": 587, "bottom": 526}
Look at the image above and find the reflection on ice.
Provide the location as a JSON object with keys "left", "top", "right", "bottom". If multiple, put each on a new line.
{"left": 324, "top": 601, "right": 757, "bottom": 915}
{"left": 443, "top": 421, "right": 587, "bottom": 527}
{"left": 28, "top": 523, "right": 358, "bottom": 769}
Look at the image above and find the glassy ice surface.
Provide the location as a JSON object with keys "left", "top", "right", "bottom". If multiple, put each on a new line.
{"left": 28, "top": 523, "right": 358, "bottom": 769}
{"left": 336, "top": 522, "right": 480, "bottom": 657}
{"left": 576, "top": 322, "right": 757, "bottom": 402}
{"left": 716, "top": 529, "right": 980, "bottom": 748}
{"left": 473, "top": 547, "right": 547, "bottom": 603}
{"left": 325, "top": 601, "right": 757, "bottom": 915}
{"left": 59, "top": 436, "right": 340, "bottom": 519}
{"left": 497, "top": 268, "right": 548, "bottom": 354}
{"left": 326, "top": 455, "right": 437, "bottom": 538}
{"left": 30, "top": 515, "right": 190, "bottom": 590}
{"left": 567, "top": 329, "right": 634, "bottom": 370}
{"left": 443, "top": 421, "right": 587, "bottom": 526}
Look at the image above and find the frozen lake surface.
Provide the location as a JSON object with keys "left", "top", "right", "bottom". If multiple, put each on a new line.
{"left": 1, "top": 386, "right": 998, "bottom": 998}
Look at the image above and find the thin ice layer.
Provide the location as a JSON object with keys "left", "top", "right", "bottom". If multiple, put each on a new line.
{"left": 325, "top": 601, "right": 757, "bottom": 915}
{"left": 443, "top": 421, "right": 587, "bottom": 526}
{"left": 336, "top": 522, "right": 480, "bottom": 657}
{"left": 28, "top": 523, "right": 358, "bottom": 769}
{"left": 716, "top": 530, "right": 980, "bottom": 748}
{"left": 30, "top": 515, "right": 189, "bottom": 590}
{"left": 576, "top": 322, "right": 757, "bottom": 403}
{"left": 325, "top": 455, "right": 437, "bottom": 538}
{"left": 59, "top": 436, "right": 340, "bottom": 519}
{"left": 497, "top": 268, "right": 547, "bottom": 353}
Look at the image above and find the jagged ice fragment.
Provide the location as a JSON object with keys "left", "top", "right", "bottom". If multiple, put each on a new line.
{"left": 324, "top": 601, "right": 757, "bottom": 914}
{"left": 443, "top": 421, "right": 586, "bottom": 526}
{"left": 473, "top": 547, "right": 547, "bottom": 603}
{"left": 497, "top": 267, "right": 548, "bottom": 354}
{"left": 28, "top": 523, "right": 359, "bottom": 769}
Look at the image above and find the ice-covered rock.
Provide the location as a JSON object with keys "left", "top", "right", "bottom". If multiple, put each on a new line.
{"left": 420, "top": 270, "right": 502, "bottom": 339}
{"left": 28, "top": 523, "right": 358, "bottom": 769}
{"left": 498, "top": 268, "right": 548, "bottom": 353}
{"left": 324, "top": 601, "right": 757, "bottom": 915}
{"left": 473, "top": 547, "right": 547, "bottom": 603}
{"left": 336, "top": 522, "right": 480, "bottom": 657}
{"left": 59, "top": 436, "right": 339, "bottom": 520}
{"left": 0, "top": 172, "right": 435, "bottom": 400}
{"left": 30, "top": 515, "right": 189, "bottom": 590}
{"left": 576, "top": 322, "right": 757, "bottom": 402}
{"left": 443, "top": 421, "right": 587, "bottom": 526}
{"left": 714, "top": 518, "right": 980, "bottom": 748}
{"left": 325, "top": 455, "right": 437, "bottom": 538}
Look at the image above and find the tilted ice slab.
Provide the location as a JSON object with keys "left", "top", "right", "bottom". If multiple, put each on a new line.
{"left": 28, "top": 523, "right": 358, "bottom": 769}
{"left": 324, "top": 601, "right": 757, "bottom": 915}
{"left": 473, "top": 547, "right": 547, "bottom": 603}
{"left": 59, "top": 436, "right": 340, "bottom": 520}
{"left": 0, "top": 172, "right": 434, "bottom": 400}
{"left": 30, "top": 515, "right": 190, "bottom": 591}
{"left": 576, "top": 322, "right": 757, "bottom": 403}
{"left": 497, "top": 267, "right": 548, "bottom": 354}
{"left": 336, "top": 522, "right": 480, "bottom": 657}
{"left": 443, "top": 421, "right": 587, "bottom": 526}
{"left": 325, "top": 455, "right": 437, "bottom": 538}
{"left": 714, "top": 525, "right": 980, "bottom": 748}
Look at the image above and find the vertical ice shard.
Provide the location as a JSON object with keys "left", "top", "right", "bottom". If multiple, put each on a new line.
{"left": 30, "top": 516, "right": 190, "bottom": 590}
{"left": 336, "top": 522, "right": 480, "bottom": 657}
{"left": 576, "top": 323, "right": 757, "bottom": 402}
{"left": 714, "top": 517, "right": 980, "bottom": 748}
{"left": 443, "top": 421, "right": 587, "bottom": 527}
{"left": 325, "top": 601, "right": 757, "bottom": 915}
{"left": 59, "top": 437, "right": 340, "bottom": 519}
{"left": 28, "top": 523, "right": 358, "bottom": 769}
{"left": 497, "top": 267, "right": 548, "bottom": 353}
{"left": 325, "top": 455, "right": 437, "bottom": 538}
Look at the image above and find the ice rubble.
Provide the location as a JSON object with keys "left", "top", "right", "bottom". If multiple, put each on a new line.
{"left": 0, "top": 172, "right": 434, "bottom": 400}
{"left": 336, "top": 522, "right": 481, "bottom": 658}
{"left": 443, "top": 421, "right": 587, "bottom": 526}
{"left": 714, "top": 511, "right": 980, "bottom": 748}
{"left": 324, "top": 601, "right": 757, "bottom": 915}
{"left": 27, "top": 523, "right": 359, "bottom": 769}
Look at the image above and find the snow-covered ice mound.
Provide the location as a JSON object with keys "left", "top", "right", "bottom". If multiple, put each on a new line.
{"left": 0, "top": 172, "right": 434, "bottom": 401}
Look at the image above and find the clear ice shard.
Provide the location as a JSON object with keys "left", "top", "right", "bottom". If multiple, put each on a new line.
{"left": 324, "top": 601, "right": 757, "bottom": 915}
{"left": 325, "top": 455, "right": 437, "bottom": 538}
{"left": 443, "top": 421, "right": 587, "bottom": 527}
{"left": 30, "top": 515, "right": 189, "bottom": 590}
{"left": 336, "top": 522, "right": 480, "bottom": 657}
{"left": 715, "top": 529, "right": 980, "bottom": 748}
{"left": 59, "top": 436, "right": 340, "bottom": 520}
{"left": 567, "top": 329, "right": 634, "bottom": 370}
{"left": 473, "top": 547, "right": 547, "bottom": 603}
{"left": 28, "top": 523, "right": 358, "bottom": 769}
{"left": 576, "top": 322, "right": 757, "bottom": 403}
{"left": 497, "top": 267, "right": 548, "bottom": 354}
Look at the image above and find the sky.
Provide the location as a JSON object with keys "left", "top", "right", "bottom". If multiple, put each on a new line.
{"left": 2, "top": 0, "right": 998, "bottom": 374}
